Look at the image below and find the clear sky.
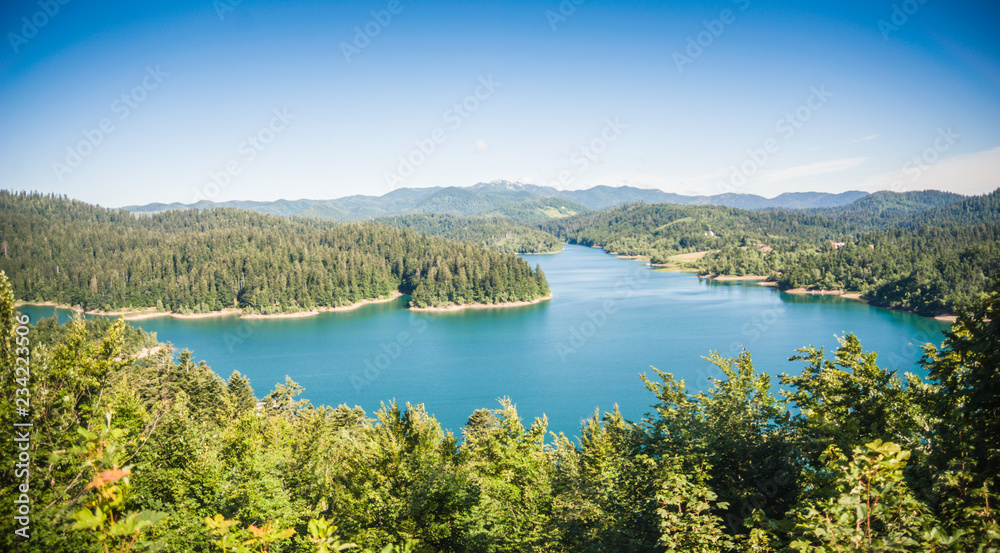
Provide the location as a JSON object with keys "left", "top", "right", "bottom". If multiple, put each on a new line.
{"left": 1, "top": 0, "right": 998, "bottom": 207}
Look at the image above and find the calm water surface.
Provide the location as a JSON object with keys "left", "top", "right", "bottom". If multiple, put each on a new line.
{"left": 19, "top": 245, "right": 949, "bottom": 437}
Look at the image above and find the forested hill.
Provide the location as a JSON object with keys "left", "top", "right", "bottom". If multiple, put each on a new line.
{"left": 375, "top": 213, "right": 563, "bottom": 254}
{"left": 123, "top": 181, "right": 869, "bottom": 220}
{"left": 907, "top": 187, "right": 1000, "bottom": 227}
{"left": 540, "top": 189, "right": 1000, "bottom": 316}
{"left": 0, "top": 192, "right": 550, "bottom": 313}
{"left": 821, "top": 189, "right": 964, "bottom": 216}
{"left": 792, "top": 189, "right": 989, "bottom": 229}
{"left": 539, "top": 203, "right": 848, "bottom": 255}
{"left": 540, "top": 190, "right": 996, "bottom": 252}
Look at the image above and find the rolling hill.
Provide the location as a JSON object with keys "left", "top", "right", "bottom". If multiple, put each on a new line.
{"left": 374, "top": 213, "right": 563, "bottom": 254}
{"left": 122, "top": 181, "right": 871, "bottom": 221}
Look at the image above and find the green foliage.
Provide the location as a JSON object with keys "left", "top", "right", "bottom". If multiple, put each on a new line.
{"left": 262, "top": 376, "right": 310, "bottom": 420}
{"left": 697, "top": 351, "right": 798, "bottom": 531}
{"left": 0, "top": 191, "right": 549, "bottom": 312}
{"left": 782, "top": 334, "right": 931, "bottom": 464}
{"left": 227, "top": 371, "right": 258, "bottom": 415}
{"left": 66, "top": 415, "right": 168, "bottom": 553}
{"left": 376, "top": 213, "right": 563, "bottom": 253}
{"left": 787, "top": 440, "right": 945, "bottom": 552}
{"left": 550, "top": 407, "right": 661, "bottom": 552}
{"left": 3, "top": 269, "right": 999, "bottom": 552}
{"left": 922, "top": 277, "right": 1000, "bottom": 550}
{"left": 29, "top": 313, "right": 157, "bottom": 353}
{"left": 0, "top": 270, "right": 23, "bottom": 479}
{"left": 458, "top": 398, "right": 553, "bottom": 553}
{"left": 204, "top": 514, "right": 296, "bottom": 553}
{"left": 655, "top": 457, "right": 734, "bottom": 553}
{"left": 306, "top": 517, "right": 358, "bottom": 553}
{"left": 840, "top": 190, "right": 965, "bottom": 216}
{"left": 638, "top": 353, "right": 800, "bottom": 540}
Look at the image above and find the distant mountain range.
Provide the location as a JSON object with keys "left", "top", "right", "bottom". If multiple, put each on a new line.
{"left": 123, "top": 181, "right": 871, "bottom": 222}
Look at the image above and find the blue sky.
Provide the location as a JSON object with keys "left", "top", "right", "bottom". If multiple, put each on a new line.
{"left": 1, "top": 0, "right": 998, "bottom": 207}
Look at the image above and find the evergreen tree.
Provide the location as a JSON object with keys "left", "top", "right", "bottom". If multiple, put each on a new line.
{"left": 227, "top": 370, "right": 257, "bottom": 414}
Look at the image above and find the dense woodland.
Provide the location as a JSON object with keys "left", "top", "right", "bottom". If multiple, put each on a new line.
{"left": 375, "top": 214, "right": 562, "bottom": 254}
{"left": 1, "top": 271, "right": 997, "bottom": 552}
{"left": 25, "top": 185, "right": 993, "bottom": 317}
{"left": 701, "top": 223, "right": 1000, "bottom": 316}
{"left": 541, "top": 189, "right": 1000, "bottom": 316}
{"left": 0, "top": 192, "right": 549, "bottom": 313}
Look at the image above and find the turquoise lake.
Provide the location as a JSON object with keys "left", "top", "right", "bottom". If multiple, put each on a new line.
{"left": 17, "top": 245, "right": 950, "bottom": 437}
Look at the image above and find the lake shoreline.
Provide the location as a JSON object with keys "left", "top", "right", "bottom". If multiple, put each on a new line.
{"left": 650, "top": 250, "right": 713, "bottom": 270}
{"left": 521, "top": 245, "right": 565, "bottom": 255}
{"left": 409, "top": 295, "right": 552, "bottom": 312}
{"left": 15, "top": 300, "right": 85, "bottom": 313}
{"left": 651, "top": 265, "right": 700, "bottom": 273}
{"left": 16, "top": 290, "right": 560, "bottom": 319}
{"left": 592, "top": 249, "right": 958, "bottom": 323}
{"left": 15, "top": 291, "right": 405, "bottom": 321}
{"left": 17, "top": 245, "right": 958, "bottom": 324}
{"left": 779, "top": 287, "right": 956, "bottom": 321}
{"left": 699, "top": 273, "right": 769, "bottom": 282}
{"left": 725, "top": 283, "right": 959, "bottom": 321}
{"left": 783, "top": 287, "right": 848, "bottom": 296}
{"left": 241, "top": 291, "right": 404, "bottom": 319}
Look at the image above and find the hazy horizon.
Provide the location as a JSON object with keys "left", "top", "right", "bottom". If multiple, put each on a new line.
{"left": 97, "top": 181, "right": 970, "bottom": 211}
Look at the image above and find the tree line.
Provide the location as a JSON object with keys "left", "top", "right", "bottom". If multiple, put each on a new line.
{"left": 541, "top": 189, "right": 1000, "bottom": 316}
{"left": 0, "top": 192, "right": 549, "bottom": 313}
{"left": 1, "top": 271, "right": 996, "bottom": 552}
{"left": 699, "top": 223, "right": 1000, "bottom": 316}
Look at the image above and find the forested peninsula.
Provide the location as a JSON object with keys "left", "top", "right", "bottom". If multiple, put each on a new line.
{"left": 541, "top": 189, "right": 1000, "bottom": 317}
{"left": 0, "top": 192, "right": 550, "bottom": 314}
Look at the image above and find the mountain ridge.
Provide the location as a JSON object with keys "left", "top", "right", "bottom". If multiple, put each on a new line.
{"left": 122, "top": 181, "right": 872, "bottom": 220}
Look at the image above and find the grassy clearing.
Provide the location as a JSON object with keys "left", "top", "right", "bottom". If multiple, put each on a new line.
{"left": 668, "top": 250, "right": 713, "bottom": 262}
